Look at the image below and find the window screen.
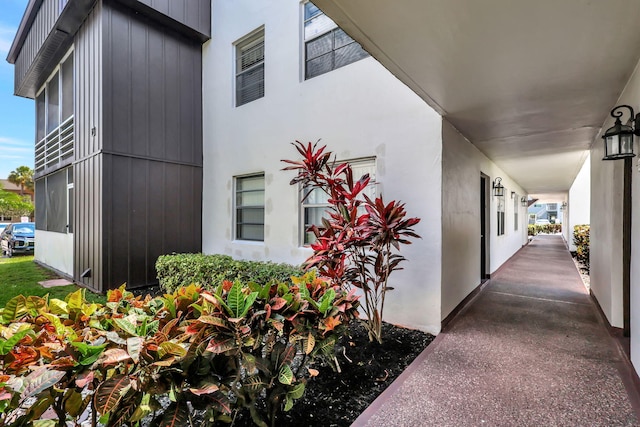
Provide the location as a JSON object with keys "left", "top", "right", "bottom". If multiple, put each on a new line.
{"left": 46, "top": 72, "right": 60, "bottom": 134}
{"left": 304, "top": 2, "right": 369, "bottom": 80}
{"left": 236, "top": 31, "right": 265, "bottom": 107}
{"left": 61, "top": 55, "right": 74, "bottom": 121}
{"left": 236, "top": 174, "right": 265, "bottom": 241}
{"left": 36, "top": 91, "right": 45, "bottom": 142}
{"left": 35, "top": 167, "right": 73, "bottom": 233}
{"left": 35, "top": 178, "right": 46, "bottom": 231}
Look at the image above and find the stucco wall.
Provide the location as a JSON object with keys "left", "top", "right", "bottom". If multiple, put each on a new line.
{"left": 568, "top": 155, "right": 591, "bottom": 252}
{"left": 441, "top": 120, "right": 528, "bottom": 319}
{"left": 202, "top": 0, "right": 443, "bottom": 333}
{"left": 35, "top": 230, "right": 73, "bottom": 277}
{"left": 590, "top": 127, "right": 625, "bottom": 330}
{"left": 604, "top": 59, "right": 640, "bottom": 369}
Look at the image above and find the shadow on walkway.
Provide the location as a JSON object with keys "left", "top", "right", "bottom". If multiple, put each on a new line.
{"left": 354, "top": 235, "right": 639, "bottom": 427}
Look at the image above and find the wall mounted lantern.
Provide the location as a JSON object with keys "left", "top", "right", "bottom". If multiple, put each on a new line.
{"left": 561, "top": 201, "right": 568, "bottom": 210}
{"left": 510, "top": 191, "right": 516, "bottom": 199}
{"left": 493, "top": 177, "right": 504, "bottom": 197}
{"left": 520, "top": 196, "right": 528, "bottom": 207}
{"left": 602, "top": 105, "right": 639, "bottom": 160}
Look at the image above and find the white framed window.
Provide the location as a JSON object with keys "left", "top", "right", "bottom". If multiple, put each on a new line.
{"left": 36, "top": 49, "right": 74, "bottom": 173}
{"left": 235, "top": 174, "right": 265, "bottom": 241}
{"left": 302, "top": 158, "right": 376, "bottom": 245}
{"left": 235, "top": 29, "right": 265, "bottom": 107}
{"left": 303, "top": 2, "right": 369, "bottom": 80}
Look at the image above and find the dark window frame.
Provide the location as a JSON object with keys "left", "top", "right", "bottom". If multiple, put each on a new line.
{"left": 303, "top": 1, "right": 369, "bottom": 80}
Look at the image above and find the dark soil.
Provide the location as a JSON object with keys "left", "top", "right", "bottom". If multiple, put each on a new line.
{"left": 238, "top": 321, "right": 434, "bottom": 427}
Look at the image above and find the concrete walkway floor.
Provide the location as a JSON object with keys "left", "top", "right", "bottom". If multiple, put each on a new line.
{"left": 353, "top": 235, "right": 640, "bottom": 427}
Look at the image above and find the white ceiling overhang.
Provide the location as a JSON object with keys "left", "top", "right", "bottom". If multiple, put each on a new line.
{"left": 313, "top": 0, "right": 640, "bottom": 193}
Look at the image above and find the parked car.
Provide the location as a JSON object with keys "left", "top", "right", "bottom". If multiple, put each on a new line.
{"left": 535, "top": 219, "right": 551, "bottom": 225}
{"left": 0, "top": 223, "right": 8, "bottom": 234}
{"left": 1, "top": 222, "right": 35, "bottom": 257}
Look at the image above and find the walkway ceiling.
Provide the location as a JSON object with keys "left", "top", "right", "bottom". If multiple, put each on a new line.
{"left": 313, "top": 0, "right": 640, "bottom": 193}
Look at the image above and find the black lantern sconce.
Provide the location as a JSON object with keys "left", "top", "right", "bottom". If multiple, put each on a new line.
{"left": 510, "top": 191, "right": 516, "bottom": 199}
{"left": 493, "top": 177, "right": 504, "bottom": 197}
{"left": 520, "top": 196, "right": 528, "bottom": 207}
{"left": 602, "top": 105, "right": 639, "bottom": 160}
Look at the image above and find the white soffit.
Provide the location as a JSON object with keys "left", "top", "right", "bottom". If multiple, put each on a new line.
{"left": 313, "top": 0, "right": 640, "bottom": 193}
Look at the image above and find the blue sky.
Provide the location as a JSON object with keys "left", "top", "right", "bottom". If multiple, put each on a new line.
{"left": 0, "top": 0, "right": 34, "bottom": 180}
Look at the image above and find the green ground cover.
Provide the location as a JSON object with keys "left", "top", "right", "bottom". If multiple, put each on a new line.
{"left": 0, "top": 255, "right": 105, "bottom": 306}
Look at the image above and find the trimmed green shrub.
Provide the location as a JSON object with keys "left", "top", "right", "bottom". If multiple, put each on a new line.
{"left": 0, "top": 273, "right": 359, "bottom": 427}
{"left": 156, "top": 253, "right": 304, "bottom": 293}
{"left": 529, "top": 223, "right": 562, "bottom": 235}
{"left": 573, "top": 224, "right": 590, "bottom": 269}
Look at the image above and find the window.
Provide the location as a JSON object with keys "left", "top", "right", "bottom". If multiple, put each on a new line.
{"left": 302, "top": 158, "right": 375, "bottom": 245}
{"left": 236, "top": 30, "right": 264, "bottom": 107}
{"left": 497, "top": 196, "right": 505, "bottom": 236}
{"left": 235, "top": 174, "right": 265, "bottom": 241}
{"left": 36, "top": 50, "right": 74, "bottom": 173}
{"left": 303, "top": 2, "right": 369, "bottom": 79}
{"left": 513, "top": 194, "right": 519, "bottom": 231}
{"left": 35, "top": 167, "right": 73, "bottom": 234}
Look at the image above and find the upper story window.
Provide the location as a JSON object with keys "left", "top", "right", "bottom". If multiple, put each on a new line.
{"left": 235, "top": 174, "right": 265, "bottom": 241}
{"left": 235, "top": 29, "right": 265, "bottom": 107}
{"left": 36, "top": 50, "right": 74, "bottom": 173}
{"left": 302, "top": 158, "right": 375, "bottom": 245}
{"left": 303, "top": 2, "right": 369, "bottom": 80}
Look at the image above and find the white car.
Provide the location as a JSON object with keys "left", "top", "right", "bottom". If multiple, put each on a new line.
{"left": 535, "top": 219, "right": 551, "bottom": 225}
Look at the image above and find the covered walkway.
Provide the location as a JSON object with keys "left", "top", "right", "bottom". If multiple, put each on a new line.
{"left": 354, "top": 235, "right": 640, "bottom": 426}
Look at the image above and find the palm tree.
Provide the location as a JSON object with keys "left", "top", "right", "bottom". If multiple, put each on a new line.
{"left": 7, "top": 166, "right": 34, "bottom": 196}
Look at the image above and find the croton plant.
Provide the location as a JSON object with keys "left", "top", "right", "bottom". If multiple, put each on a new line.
{"left": 283, "top": 141, "right": 421, "bottom": 344}
{"left": 0, "top": 271, "right": 359, "bottom": 427}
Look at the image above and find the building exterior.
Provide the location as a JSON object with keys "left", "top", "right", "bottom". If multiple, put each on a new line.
{"left": 7, "top": 0, "right": 209, "bottom": 291}
{"left": 202, "top": 0, "right": 529, "bottom": 334}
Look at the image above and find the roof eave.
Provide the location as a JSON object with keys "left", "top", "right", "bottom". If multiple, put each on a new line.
{"left": 6, "top": 0, "right": 44, "bottom": 64}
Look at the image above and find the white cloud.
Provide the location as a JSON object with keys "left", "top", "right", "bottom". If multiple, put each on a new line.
{"left": 0, "top": 25, "right": 17, "bottom": 55}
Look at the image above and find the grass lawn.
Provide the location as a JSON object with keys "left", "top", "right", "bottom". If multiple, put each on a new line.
{"left": 0, "top": 255, "right": 105, "bottom": 306}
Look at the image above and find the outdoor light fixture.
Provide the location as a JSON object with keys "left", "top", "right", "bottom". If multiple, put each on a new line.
{"left": 493, "top": 177, "right": 504, "bottom": 197}
{"left": 510, "top": 191, "right": 516, "bottom": 199}
{"left": 521, "top": 196, "right": 528, "bottom": 207}
{"left": 561, "top": 202, "right": 568, "bottom": 210}
{"left": 602, "top": 105, "right": 639, "bottom": 160}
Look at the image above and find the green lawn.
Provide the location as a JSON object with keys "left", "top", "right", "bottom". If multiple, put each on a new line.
{"left": 0, "top": 255, "right": 105, "bottom": 306}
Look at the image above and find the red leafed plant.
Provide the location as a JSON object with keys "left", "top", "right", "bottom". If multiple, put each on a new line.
{"left": 283, "top": 141, "right": 421, "bottom": 344}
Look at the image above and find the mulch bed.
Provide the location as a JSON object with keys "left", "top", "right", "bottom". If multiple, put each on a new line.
{"left": 237, "top": 320, "right": 434, "bottom": 427}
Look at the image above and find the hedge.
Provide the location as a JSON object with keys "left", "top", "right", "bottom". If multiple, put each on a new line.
{"left": 156, "top": 253, "right": 304, "bottom": 293}
{"left": 573, "top": 224, "right": 590, "bottom": 269}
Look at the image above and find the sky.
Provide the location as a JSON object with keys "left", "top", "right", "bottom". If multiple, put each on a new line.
{"left": 0, "top": 0, "right": 34, "bottom": 180}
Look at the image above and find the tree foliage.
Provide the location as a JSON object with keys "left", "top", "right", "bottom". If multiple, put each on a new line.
{"left": 7, "top": 166, "right": 34, "bottom": 196}
{"left": 0, "top": 186, "right": 33, "bottom": 218}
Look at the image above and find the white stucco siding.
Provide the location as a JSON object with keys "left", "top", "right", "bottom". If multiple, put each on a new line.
{"left": 202, "top": 0, "right": 443, "bottom": 334}
{"left": 35, "top": 231, "right": 73, "bottom": 277}
{"left": 590, "top": 132, "right": 625, "bottom": 330}
{"left": 601, "top": 58, "right": 640, "bottom": 369}
{"left": 441, "top": 120, "right": 528, "bottom": 320}
{"left": 568, "top": 155, "right": 591, "bottom": 252}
